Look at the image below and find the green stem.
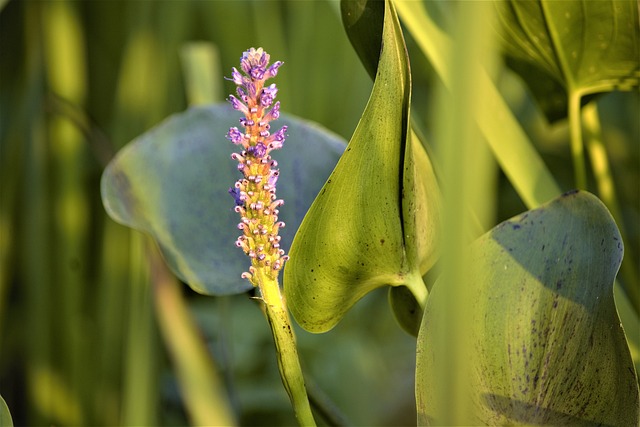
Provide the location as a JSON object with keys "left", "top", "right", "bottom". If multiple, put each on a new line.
{"left": 256, "top": 273, "right": 316, "bottom": 426}
{"left": 404, "top": 270, "right": 428, "bottom": 311}
{"left": 569, "top": 92, "right": 587, "bottom": 190}
{"left": 583, "top": 102, "right": 639, "bottom": 315}
{"left": 150, "top": 246, "right": 237, "bottom": 426}
{"left": 305, "top": 377, "right": 351, "bottom": 426}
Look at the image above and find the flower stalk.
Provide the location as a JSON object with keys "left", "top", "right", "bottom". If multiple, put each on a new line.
{"left": 226, "top": 47, "right": 316, "bottom": 426}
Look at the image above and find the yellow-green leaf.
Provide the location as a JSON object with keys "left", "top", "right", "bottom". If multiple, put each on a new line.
{"left": 496, "top": 0, "right": 640, "bottom": 121}
{"left": 284, "top": 0, "right": 439, "bottom": 333}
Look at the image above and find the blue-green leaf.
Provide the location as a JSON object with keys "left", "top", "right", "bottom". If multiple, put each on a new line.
{"left": 101, "top": 104, "right": 345, "bottom": 295}
{"left": 416, "top": 190, "right": 639, "bottom": 425}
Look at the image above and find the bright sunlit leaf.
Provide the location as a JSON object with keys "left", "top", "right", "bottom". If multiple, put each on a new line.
{"left": 284, "top": 2, "right": 439, "bottom": 332}
{"left": 284, "top": 0, "right": 440, "bottom": 333}
{"left": 416, "top": 190, "right": 639, "bottom": 425}
{"left": 101, "top": 104, "right": 345, "bottom": 295}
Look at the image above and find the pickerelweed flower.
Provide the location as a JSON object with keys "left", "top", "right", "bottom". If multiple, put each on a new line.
{"left": 226, "top": 47, "right": 288, "bottom": 287}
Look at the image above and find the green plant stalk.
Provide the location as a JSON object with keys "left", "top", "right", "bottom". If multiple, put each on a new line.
{"left": 149, "top": 245, "right": 237, "bottom": 426}
{"left": 121, "top": 232, "right": 158, "bottom": 426}
{"left": 430, "top": 1, "right": 497, "bottom": 423}
{"left": 394, "top": 0, "right": 561, "bottom": 209}
{"left": 180, "top": 42, "right": 222, "bottom": 106}
{"left": 404, "top": 270, "right": 428, "bottom": 311}
{"left": 42, "top": 1, "right": 90, "bottom": 422}
{"left": 256, "top": 273, "right": 316, "bottom": 426}
{"left": 583, "top": 102, "right": 639, "bottom": 314}
{"left": 22, "top": 12, "right": 57, "bottom": 420}
{"left": 569, "top": 91, "right": 587, "bottom": 190}
{"left": 96, "top": 220, "right": 130, "bottom": 425}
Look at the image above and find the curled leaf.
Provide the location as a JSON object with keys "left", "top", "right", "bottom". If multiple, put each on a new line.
{"left": 284, "top": 0, "right": 440, "bottom": 333}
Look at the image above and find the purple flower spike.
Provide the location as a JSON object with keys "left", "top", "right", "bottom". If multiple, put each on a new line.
{"left": 226, "top": 47, "right": 289, "bottom": 285}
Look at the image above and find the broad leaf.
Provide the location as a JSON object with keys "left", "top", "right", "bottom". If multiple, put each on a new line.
{"left": 101, "top": 104, "right": 345, "bottom": 295}
{"left": 496, "top": 0, "right": 640, "bottom": 122}
{"left": 284, "top": 0, "right": 440, "bottom": 333}
{"left": 416, "top": 190, "right": 639, "bottom": 425}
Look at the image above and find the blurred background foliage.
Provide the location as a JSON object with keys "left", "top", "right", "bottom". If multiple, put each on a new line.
{"left": 0, "top": 0, "right": 637, "bottom": 426}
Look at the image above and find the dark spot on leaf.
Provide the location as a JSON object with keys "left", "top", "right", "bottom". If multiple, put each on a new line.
{"left": 512, "top": 224, "right": 521, "bottom": 230}
{"left": 562, "top": 189, "right": 579, "bottom": 197}
{"left": 380, "top": 239, "right": 385, "bottom": 245}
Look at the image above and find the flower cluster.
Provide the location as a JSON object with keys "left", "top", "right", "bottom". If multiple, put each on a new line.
{"left": 226, "top": 48, "right": 289, "bottom": 286}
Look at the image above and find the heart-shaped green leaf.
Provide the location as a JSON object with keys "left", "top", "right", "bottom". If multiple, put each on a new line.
{"left": 416, "top": 190, "right": 639, "bottom": 425}
{"left": 496, "top": 0, "right": 640, "bottom": 121}
{"left": 284, "top": 0, "right": 440, "bottom": 333}
{"left": 101, "top": 104, "right": 345, "bottom": 295}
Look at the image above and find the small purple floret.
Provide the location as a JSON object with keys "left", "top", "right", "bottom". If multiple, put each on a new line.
{"left": 250, "top": 66, "right": 265, "bottom": 80}
{"left": 267, "top": 126, "right": 287, "bottom": 150}
{"left": 239, "top": 118, "right": 254, "bottom": 127}
{"left": 229, "top": 187, "right": 244, "bottom": 206}
{"left": 226, "top": 127, "right": 244, "bottom": 144}
{"left": 248, "top": 142, "right": 267, "bottom": 158}
{"left": 260, "top": 84, "right": 278, "bottom": 107}
{"left": 268, "top": 170, "right": 279, "bottom": 187}
{"left": 230, "top": 68, "right": 244, "bottom": 85}
{"left": 265, "top": 61, "right": 283, "bottom": 80}
{"left": 228, "top": 95, "right": 248, "bottom": 114}
{"left": 265, "top": 102, "right": 280, "bottom": 122}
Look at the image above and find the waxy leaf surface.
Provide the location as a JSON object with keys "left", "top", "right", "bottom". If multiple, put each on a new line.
{"left": 285, "top": 0, "right": 439, "bottom": 333}
{"left": 101, "top": 104, "right": 345, "bottom": 295}
{"left": 416, "top": 191, "right": 639, "bottom": 425}
{"left": 496, "top": 0, "right": 640, "bottom": 121}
